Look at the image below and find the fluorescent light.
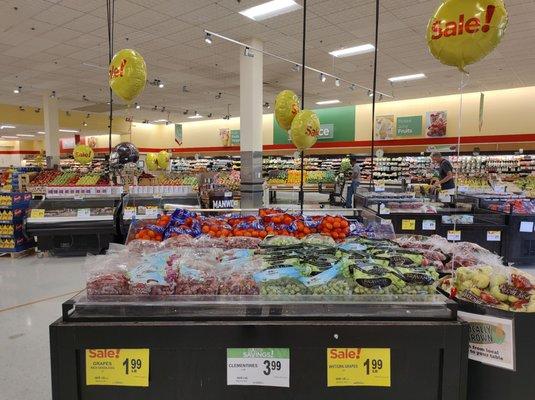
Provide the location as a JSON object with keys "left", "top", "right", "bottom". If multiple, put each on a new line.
{"left": 204, "top": 32, "right": 212, "bottom": 44}
{"left": 0, "top": 125, "right": 15, "bottom": 129}
{"left": 17, "top": 134, "right": 35, "bottom": 137}
{"left": 59, "top": 129, "right": 79, "bottom": 133}
{"left": 151, "top": 119, "right": 169, "bottom": 123}
{"left": 37, "top": 131, "right": 45, "bottom": 134}
{"left": 329, "top": 44, "right": 374, "bottom": 58}
{"left": 239, "top": 0, "right": 301, "bottom": 21}
{"left": 388, "top": 73, "right": 426, "bottom": 82}
{"left": 188, "top": 115, "right": 203, "bottom": 119}
{"left": 1, "top": 136, "right": 18, "bottom": 139}
{"left": 158, "top": 82, "right": 164, "bottom": 88}
{"left": 316, "top": 99, "right": 340, "bottom": 105}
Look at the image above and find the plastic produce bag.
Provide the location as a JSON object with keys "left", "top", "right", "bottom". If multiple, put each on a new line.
{"left": 253, "top": 267, "right": 308, "bottom": 295}
{"left": 85, "top": 253, "right": 131, "bottom": 296}
{"left": 300, "top": 263, "right": 353, "bottom": 295}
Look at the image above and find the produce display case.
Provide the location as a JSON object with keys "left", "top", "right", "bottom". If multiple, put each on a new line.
{"left": 51, "top": 294, "right": 467, "bottom": 400}
{"left": 26, "top": 197, "right": 120, "bottom": 256}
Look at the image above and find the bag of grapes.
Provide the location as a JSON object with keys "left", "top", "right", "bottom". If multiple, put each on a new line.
{"left": 300, "top": 263, "right": 353, "bottom": 295}
{"left": 253, "top": 266, "right": 308, "bottom": 295}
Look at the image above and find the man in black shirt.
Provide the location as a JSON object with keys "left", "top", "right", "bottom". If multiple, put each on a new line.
{"left": 430, "top": 152, "right": 455, "bottom": 191}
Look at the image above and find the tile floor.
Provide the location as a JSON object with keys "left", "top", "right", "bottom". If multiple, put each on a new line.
{"left": 1, "top": 254, "right": 534, "bottom": 400}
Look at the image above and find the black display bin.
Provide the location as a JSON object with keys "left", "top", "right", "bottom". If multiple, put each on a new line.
{"left": 454, "top": 300, "right": 535, "bottom": 400}
{"left": 26, "top": 198, "right": 120, "bottom": 256}
{"left": 50, "top": 294, "right": 468, "bottom": 400}
{"left": 501, "top": 214, "right": 535, "bottom": 265}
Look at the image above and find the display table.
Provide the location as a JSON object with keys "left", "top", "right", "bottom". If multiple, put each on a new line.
{"left": 268, "top": 183, "right": 334, "bottom": 203}
{"left": 51, "top": 294, "right": 468, "bottom": 400}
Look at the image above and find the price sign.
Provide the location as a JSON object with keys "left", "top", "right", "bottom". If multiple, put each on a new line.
{"left": 487, "top": 230, "right": 501, "bottom": 241}
{"left": 374, "top": 185, "right": 385, "bottom": 192}
{"left": 447, "top": 230, "right": 461, "bottom": 241}
{"left": 422, "top": 219, "right": 436, "bottom": 230}
{"left": 145, "top": 206, "right": 159, "bottom": 217}
{"left": 85, "top": 349, "right": 149, "bottom": 387}
{"left": 30, "top": 209, "right": 45, "bottom": 219}
{"left": 227, "top": 348, "right": 289, "bottom": 387}
{"left": 124, "top": 206, "right": 136, "bottom": 219}
{"left": 293, "top": 186, "right": 299, "bottom": 190}
{"left": 519, "top": 221, "right": 534, "bottom": 233}
{"left": 77, "top": 208, "right": 91, "bottom": 218}
{"left": 401, "top": 219, "right": 416, "bottom": 230}
{"left": 327, "top": 348, "right": 391, "bottom": 387}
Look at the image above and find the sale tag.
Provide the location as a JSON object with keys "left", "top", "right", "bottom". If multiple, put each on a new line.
{"left": 227, "top": 348, "right": 289, "bottom": 387}
{"left": 401, "top": 219, "right": 416, "bottom": 230}
{"left": 422, "top": 219, "right": 436, "bottom": 230}
{"left": 30, "top": 209, "right": 45, "bottom": 218}
{"left": 77, "top": 208, "right": 91, "bottom": 218}
{"left": 327, "top": 348, "right": 390, "bottom": 387}
{"left": 124, "top": 206, "right": 136, "bottom": 219}
{"left": 447, "top": 230, "right": 461, "bottom": 241}
{"left": 487, "top": 230, "right": 501, "bottom": 241}
{"left": 85, "top": 348, "right": 149, "bottom": 387}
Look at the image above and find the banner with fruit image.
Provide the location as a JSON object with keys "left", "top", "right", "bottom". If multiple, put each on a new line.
{"left": 426, "top": 111, "right": 447, "bottom": 137}
{"left": 426, "top": 0, "right": 508, "bottom": 71}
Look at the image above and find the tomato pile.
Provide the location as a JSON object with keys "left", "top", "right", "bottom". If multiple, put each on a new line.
{"left": 131, "top": 208, "right": 353, "bottom": 242}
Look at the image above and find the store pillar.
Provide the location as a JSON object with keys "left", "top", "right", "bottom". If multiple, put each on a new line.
{"left": 239, "top": 38, "right": 264, "bottom": 208}
{"left": 43, "top": 94, "right": 60, "bottom": 168}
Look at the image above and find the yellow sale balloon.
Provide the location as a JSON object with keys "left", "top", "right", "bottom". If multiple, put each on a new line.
{"left": 426, "top": 0, "right": 508, "bottom": 71}
{"left": 275, "top": 90, "right": 300, "bottom": 131}
{"left": 73, "top": 144, "right": 94, "bottom": 165}
{"left": 108, "top": 49, "right": 147, "bottom": 103}
{"left": 290, "top": 110, "right": 320, "bottom": 151}
{"left": 157, "top": 150, "right": 170, "bottom": 169}
{"left": 146, "top": 153, "right": 158, "bottom": 171}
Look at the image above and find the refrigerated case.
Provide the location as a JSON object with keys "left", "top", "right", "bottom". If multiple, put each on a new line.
{"left": 51, "top": 293, "right": 468, "bottom": 400}
{"left": 26, "top": 197, "right": 120, "bottom": 256}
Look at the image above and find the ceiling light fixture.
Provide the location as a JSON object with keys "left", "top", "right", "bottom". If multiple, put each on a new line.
{"left": 204, "top": 32, "right": 212, "bottom": 44}
{"left": 13, "top": 86, "right": 21, "bottom": 94}
{"left": 316, "top": 99, "right": 340, "bottom": 105}
{"left": 320, "top": 73, "right": 326, "bottom": 83}
{"left": 243, "top": 47, "right": 254, "bottom": 57}
{"left": 152, "top": 105, "right": 158, "bottom": 111}
{"left": 188, "top": 115, "right": 203, "bottom": 119}
{"left": 349, "top": 84, "right": 356, "bottom": 91}
{"left": 0, "top": 125, "right": 15, "bottom": 130}
{"left": 1, "top": 136, "right": 18, "bottom": 139}
{"left": 158, "top": 82, "right": 164, "bottom": 88}
{"left": 17, "top": 134, "right": 34, "bottom": 137}
{"left": 82, "top": 121, "right": 88, "bottom": 127}
{"left": 59, "top": 129, "right": 79, "bottom": 133}
{"left": 49, "top": 91, "right": 56, "bottom": 98}
{"left": 291, "top": 64, "right": 301, "bottom": 72}
{"left": 329, "top": 44, "right": 375, "bottom": 58}
{"left": 37, "top": 131, "right": 45, "bottom": 134}
{"left": 35, "top": 108, "right": 40, "bottom": 113}
{"left": 135, "top": 103, "right": 141, "bottom": 109}
{"left": 388, "top": 73, "right": 427, "bottom": 82}
{"left": 215, "top": 92, "right": 222, "bottom": 99}
{"left": 19, "top": 106, "right": 25, "bottom": 111}
{"left": 335, "top": 78, "right": 340, "bottom": 87}
{"left": 207, "top": 113, "right": 213, "bottom": 118}
{"left": 263, "top": 102, "right": 270, "bottom": 109}
{"left": 183, "top": 110, "right": 189, "bottom": 115}
{"left": 239, "top": 0, "right": 301, "bottom": 21}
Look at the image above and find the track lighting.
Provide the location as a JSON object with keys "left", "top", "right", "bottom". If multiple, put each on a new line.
{"left": 291, "top": 64, "right": 301, "bottom": 72}
{"left": 150, "top": 79, "right": 164, "bottom": 88}
{"left": 152, "top": 105, "right": 158, "bottom": 111}
{"left": 215, "top": 92, "right": 222, "bottom": 99}
{"left": 35, "top": 108, "right": 40, "bottom": 113}
{"left": 82, "top": 121, "right": 88, "bottom": 127}
{"left": 86, "top": 113, "right": 90, "bottom": 118}
{"left": 207, "top": 113, "right": 213, "bottom": 118}
{"left": 65, "top": 111, "right": 71, "bottom": 116}
{"left": 204, "top": 32, "right": 212, "bottom": 45}
{"left": 158, "top": 81, "right": 164, "bottom": 88}
{"left": 320, "top": 73, "right": 326, "bottom": 83}
{"left": 183, "top": 110, "right": 189, "bottom": 115}
{"left": 82, "top": 95, "right": 88, "bottom": 101}
{"left": 263, "top": 102, "right": 270, "bottom": 109}
{"left": 135, "top": 103, "right": 141, "bottom": 109}
{"left": 49, "top": 91, "right": 56, "bottom": 98}
{"left": 13, "top": 86, "right": 21, "bottom": 94}
{"left": 243, "top": 47, "right": 254, "bottom": 57}
{"left": 335, "top": 78, "right": 340, "bottom": 87}
{"left": 349, "top": 84, "right": 356, "bottom": 91}
{"left": 19, "top": 106, "right": 25, "bottom": 111}
{"left": 161, "top": 107, "right": 166, "bottom": 112}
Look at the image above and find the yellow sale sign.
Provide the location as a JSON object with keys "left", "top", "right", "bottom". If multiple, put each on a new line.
{"left": 85, "top": 348, "right": 150, "bottom": 387}
{"left": 327, "top": 348, "right": 391, "bottom": 387}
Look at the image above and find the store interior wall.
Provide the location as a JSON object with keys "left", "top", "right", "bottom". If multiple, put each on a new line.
{"left": 2, "top": 86, "right": 535, "bottom": 156}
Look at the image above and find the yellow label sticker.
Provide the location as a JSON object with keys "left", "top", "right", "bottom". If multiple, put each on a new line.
{"left": 86, "top": 348, "right": 149, "bottom": 387}
{"left": 401, "top": 219, "right": 416, "bottom": 230}
{"left": 30, "top": 209, "right": 45, "bottom": 218}
{"left": 447, "top": 230, "right": 461, "bottom": 241}
{"left": 327, "top": 348, "right": 391, "bottom": 387}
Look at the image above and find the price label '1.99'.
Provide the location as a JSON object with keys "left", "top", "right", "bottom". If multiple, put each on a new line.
{"left": 85, "top": 349, "right": 149, "bottom": 387}
{"left": 327, "top": 348, "right": 391, "bottom": 387}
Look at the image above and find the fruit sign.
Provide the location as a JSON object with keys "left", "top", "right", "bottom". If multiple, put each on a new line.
{"left": 426, "top": 0, "right": 508, "bottom": 71}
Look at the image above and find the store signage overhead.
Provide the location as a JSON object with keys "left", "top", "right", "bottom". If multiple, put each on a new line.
{"left": 396, "top": 116, "right": 423, "bottom": 136}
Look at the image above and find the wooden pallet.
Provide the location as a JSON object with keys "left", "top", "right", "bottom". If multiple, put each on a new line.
{"left": 0, "top": 247, "right": 35, "bottom": 259}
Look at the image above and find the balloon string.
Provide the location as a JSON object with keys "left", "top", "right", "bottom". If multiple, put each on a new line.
{"left": 369, "top": 0, "right": 380, "bottom": 190}
{"left": 299, "top": 0, "right": 307, "bottom": 214}
{"left": 106, "top": 0, "right": 115, "bottom": 156}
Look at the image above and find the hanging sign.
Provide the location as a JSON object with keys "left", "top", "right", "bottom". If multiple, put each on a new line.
{"left": 174, "top": 124, "right": 183, "bottom": 146}
{"left": 327, "top": 348, "right": 391, "bottom": 387}
{"left": 396, "top": 116, "right": 423, "bottom": 136}
{"left": 85, "top": 348, "right": 150, "bottom": 387}
{"left": 227, "top": 348, "right": 290, "bottom": 387}
{"left": 230, "top": 129, "right": 241, "bottom": 145}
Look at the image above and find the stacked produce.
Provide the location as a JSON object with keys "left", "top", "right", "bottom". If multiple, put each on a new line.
{"left": 87, "top": 227, "right": 440, "bottom": 297}
{"left": 286, "top": 170, "right": 308, "bottom": 185}
{"left": 385, "top": 202, "right": 437, "bottom": 214}
{"left": 29, "top": 170, "right": 109, "bottom": 187}
{"left": 486, "top": 199, "right": 535, "bottom": 214}
{"left": 214, "top": 170, "right": 240, "bottom": 192}
{"left": 267, "top": 170, "right": 335, "bottom": 185}
{"left": 440, "top": 267, "right": 535, "bottom": 312}
{"left": 158, "top": 173, "right": 199, "bottom": 189}
{"left": 456, "top": 176, "right": 490, "bottom": 191}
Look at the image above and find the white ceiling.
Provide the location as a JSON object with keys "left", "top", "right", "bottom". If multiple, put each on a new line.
{"left": 0, "top": 0, "right": 534, "bottom": 125}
